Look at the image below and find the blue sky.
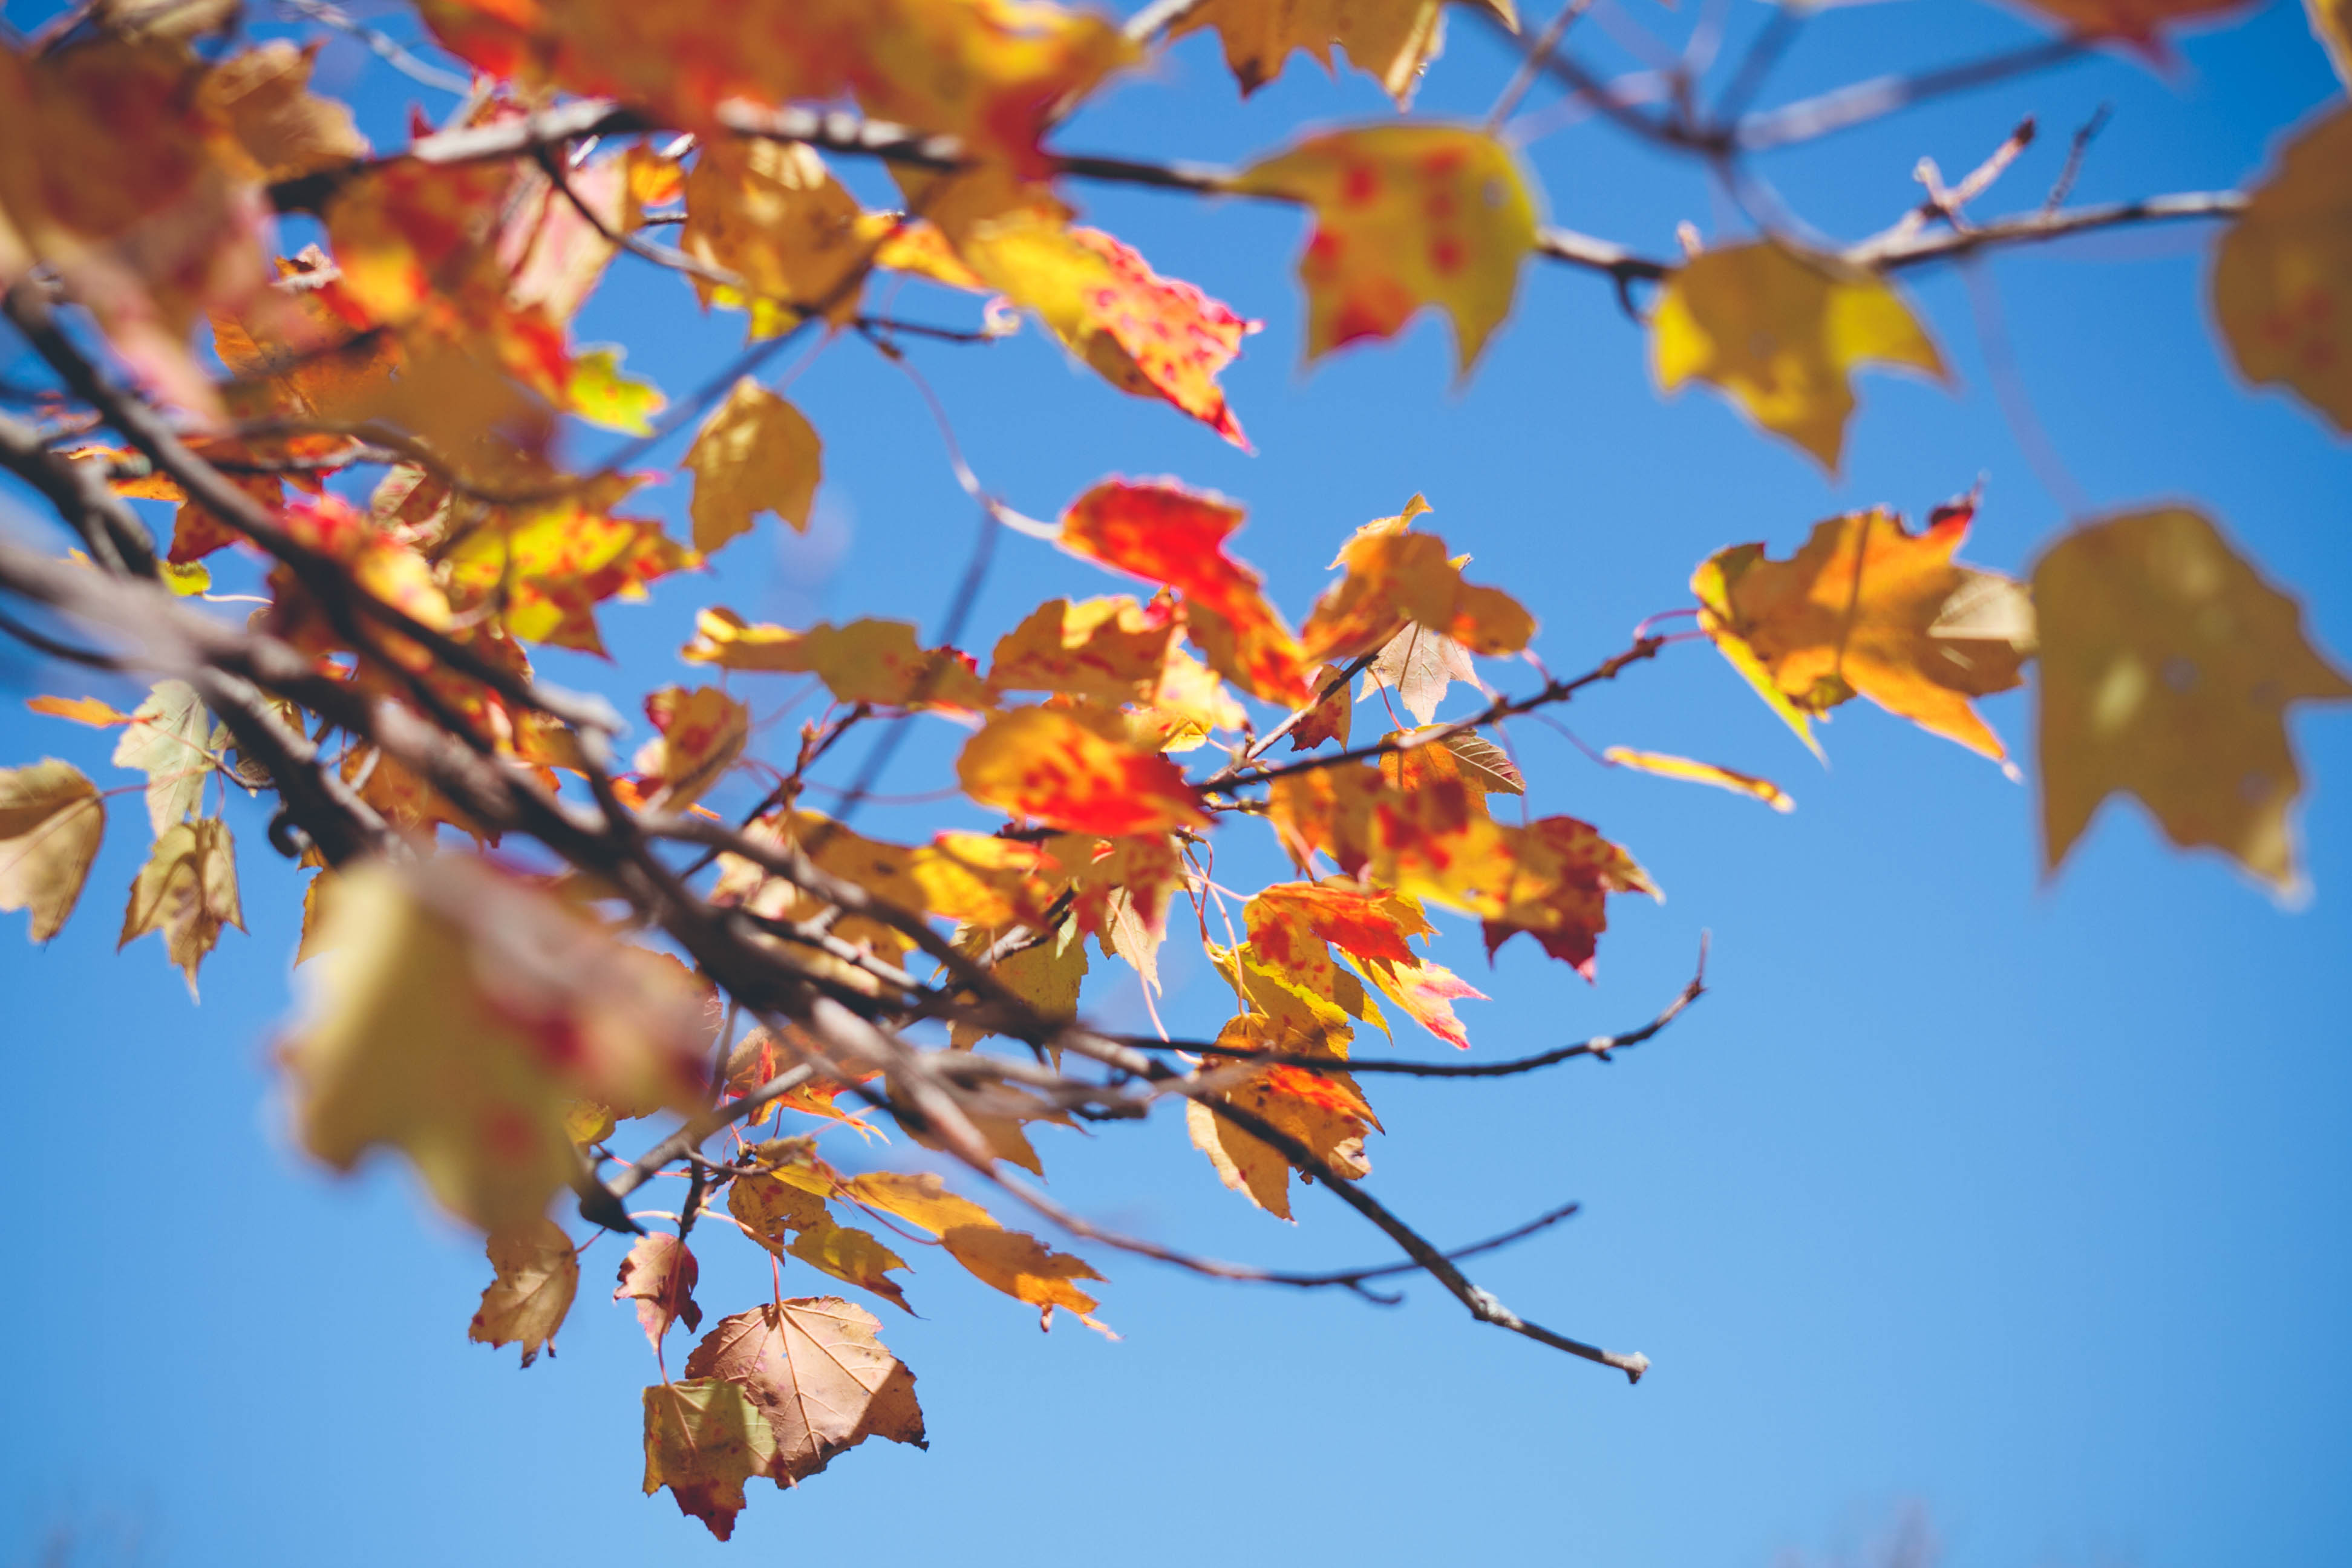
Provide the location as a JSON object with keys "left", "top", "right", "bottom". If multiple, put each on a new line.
{"left": 4, "top": 1, "right": 2350, "bottom": 1564}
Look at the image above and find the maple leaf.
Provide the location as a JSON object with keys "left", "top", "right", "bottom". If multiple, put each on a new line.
{"left": 1478, "top": 815, "right": 1659, "bottom": 975}
{"left": 439, "top": 478, "right": 693, "bottom": 656}
{"left": 961, "top": 215, "right": 1259, "bottom": 446}
{"left": 1651, "top": 241, "right": 1946, "bottom": 472}
{"left": 987, "top": 595, "right": 1179, "bottom": 705}
{"left": 1058, "top": 478, "right": 1310, "bottom": 704}
{"left": 958, "top": 707, "right": 1208, "bottom": 837}
{"left": 0, "top": 36, "right": 270, "bottom": 414}
{"left": 2033, "top": 506, "right": 2351, "bottom": 895}
{"left": 1364, "top": 623, "right": 1477, "bottom": 727}
{"left": 1605, "top": 748, "right": 1795, "bottom": 812}
{"left": 281, "top": 857, "right": 711, "bottom": 1232}
{"left": 263, "top": 495, "right": 454, "bottom": 671}
{"left": 1692, "top": 501, "right": 2034, "bottom": 763}
{"left": 1290, "top": 662, "right": 1356, "bottom": 750}
{"left": 0, "top": 760, "right": 106, "bottom": 943}
{"left": 684, "top": 377, "right": 822, "bottom": 554}
{"left": 685, "top": 609, "right": 991, "bottom": 711}
{"left": 2213, "top": 105, "right": 2352, "bottom": 434}
{"left": 112, "top": 679, "right": 217, "bottom": 835}
{"left": 613, "top": 1232, "right": 703, "bottom": 1353}
{"left": 681, "top": 1298, "right": 926, "bottom": 1489}
{"left": 1301, "top": 500, "right": 1534, "bottom": 664}
{"left": 1246, "top": 878, "right": 1485, "bottom": 1048}
{"left": 632, "top": 686, "right": 750, "bottom": 810}
{"left": 566, "top": 344, "right": 665, "bottom": 435}
{"left": 939, "top": 1226, "right": 1109, "bottom": 1331}
{"left": 469, "top": 1217, "right": 580, "bottom": 1367}
{"left": 681, "top": 138, "right": 867, "bottom": 335}
{"left": 195, "top": 40, "right": 368, "bottom": 185}
{"left": 641, "top": 1377, "right": 779, "bottom": 1541}
{"left": 415, "top": 0, "right": 1132, "bottom": 174}
{"left": 1236, "top": 126, "right": 1540, "bottom": 376}
{"left": 1187, "top": 1012, "right": 1377, "bottom": 1220}
{"left": 119, "top": 817, "right": 241, "bottom": 994}
{"left": 950, "top": 916, "right": 1088, "bottom": 1049}
{"left": 1170, "top": 0, "right": 1519, "bottom": 108}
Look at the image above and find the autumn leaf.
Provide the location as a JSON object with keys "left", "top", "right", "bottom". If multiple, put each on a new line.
{"left": 195, "top": 40, "right": 368, "bottom": 185}
{"left": 439, "top": 479, "right": 693, "bottom": 655}
{"left": 685, "top": 609, "right": 991, "bottom": 711}
{"left": 113, "top": 679, "right": 216, "bottom": 835}
{"left": 1651, "top": 241, "right": 1946, "bottom": 472}
{"left": 1171, "top": 0, "right": 1516, "bottom": 105}
{"left": 841, "top": 1170, "right": 1000, "bottom": 1236}
{"left": 0, "top": 760, "right": 106, "bottom": 943}
{"left": 614, "top": 1232, "right": 702, "bottom": 1353}
{"left": 641, "top": 1377, "right": 779, "bottom": 1541}
{"left": 2310, "top": 0, "right": 2352, "bottom": 82}
{"left": 681, "top": 1298, "right": 926, "bottom": 1488}
{"left": 681, "top": 137, "right": 867, "bottom": 334}
{"left": 1246, "top": 878, "right": 1484, "bottom": 1048}
{"left": 1363, "top": 622, "right": 1476, "bottom": 727}
{"left": 939, "top": 1226, "right": 1109, "bottom": 1332}
{"left": 1187, "top": 1012, "right": 1377, "bottom": 1220}
{"left": 2007, "top": 0, "right": 2250, "bottom": 44}
{"left": 950, "top": 916, "right": 1088, "bottom": 1050}
{"left": 961, "top": 215, "right": 1259, "bottom": 446}
{"left": 1236, "top": 126, "right": 1539, "bottom": 376}
{"left": 119, "top": 817, "right": 241, "bottom": 995}
{"left": 26, "top": 695, "right": 132, "bottom": 728}
{"left": 987, "top": 595, "right": 1178, "bottom": 705}
{"left": 1301, "top": 502, "right": 1534, "bottom": 664}
{"left": 2213, "top": 105, "right": 2352, "bottom": 434}
{"left": 1605, "top": 748, "right": 1795, "bottom": 812}
{"left": 469, "top": 1217, "right": 580, "bottom": 1367}
{"left": 1291, "top": 662, "right": 1356, "bottom": 750}
{"left": 632, "top": 685, "right": 750, "bottom": 809}
{"left": 1693, "top": 500, "right": 2034, "bottom": 764}
{"left": 683, "top": 377, "right": 822, "bottom": 554}
{"left": 2034, "top": 506, "right": 2351, "bottom": 895}
{"left": 958, "top": 707, "right": 1207, "bottom": 837}
{"left": 565, "top": 344, "right": 665, "bottom": 434}
{"left": 1058, "top": 478, "right": 1309, "bottom": 704}
{"left": 282, "top": 857, "right": 711, "bottom": 1232}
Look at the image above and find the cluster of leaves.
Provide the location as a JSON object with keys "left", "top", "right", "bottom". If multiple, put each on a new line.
{"left": 1, "top": 0, "right": 2347, "bottom": 1540}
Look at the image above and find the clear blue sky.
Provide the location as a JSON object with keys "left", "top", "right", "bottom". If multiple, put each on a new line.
{"left": 4, "top": 2, "right": 2350, "bottom": 1564}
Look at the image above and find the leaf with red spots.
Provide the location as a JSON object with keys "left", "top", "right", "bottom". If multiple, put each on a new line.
{"left": 1058, "top": 478, "right": 1310, "bottom": 704}
{"left": 986, "top": 595, "right": 1179, "bottom": 705}
{"left": 281, "top": 857, "right": 712, "bottom": 1233}
{"left": 1246, "top": 879, "right": 1485, "bottom": 1048}
{"left": 1301, "top": 497, "right": 1534, "bottom": 664}
{"left": 1236, "top": 126, "right": 1539, "bottom": 376}
{"left": 439, "top": 477, "right": 694, "bottom": 656}
{"left": 957, "top": 705, "right": 1207, "bottom": 838}
{"left": 1169, "top": 0, "right": 1519, "bottom": 108}
{"left": 632, "top": 685, "right": 750, "bottom": 809}
{"left": 614, "top": 1232, "right": 703, "bottom": 1353}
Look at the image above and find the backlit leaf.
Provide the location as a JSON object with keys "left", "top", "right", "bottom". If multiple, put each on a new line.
{"left": 282, "top": 857, "right": 710, "bottom": 1232}
{"left": 1651, "top": 241, "right": 1945, "bottom": 472}
{"left": 613, "top": 1232, "right": 702, "bottom": 1353}
{"left": 26, "top": 696, "right": 132, "bottom": 728}
{"left": 0, "top": 760, "right": 106, "bottom": 942}
{"left": 681, "top": 1298, "right": 926, "bottom": 1489}
{"left": 2033, "top": 506, "right": 2351, "bottom": 895}
{"left": 939, "top": 1224, "right": 1108, "bottom": 1331}
{"left": 195, "top": 39, "right": 368, "bottom": 185}
{"left": 987, "top": 596, "right": 1178, "bottom": 705}
{"left": 469, "top": 1217, "right": 579, "bottom": 1367}
{"left": 1692, "top": 500, "right": 2032, "bottom": 763}
{"left": 684, "top": 377, "right": 822, "bottom": 554}
{"left": 1236, "top": 126, "right": 1539, "bottom": 376}
{"left": 112, "top": 679, "right": 215, "bottom": 835}
{"left": 685, "top": 610, "right": 991, "bottom": 711}
{"left": 118, "top": 817, "right": 240, "bottom": 994}
{"left": 566, "top": 344, "right": 665, "bottom": 434}
{"left": 1059, "top": 478, "right": 1310, "bottom": 704}
{"left": 1301, "top": 502, "right": 1533, "bottom": 664}
{"left": 641, "top": 1377, "right": 778, "bottom": 1541}
{"left": 2213, "top": 105, "right": 2352, "bottom": 433}
{"left": 632, "top": 686, "right": 750, "bottom": 809}
{"left": 1171, "top": 0, "right": 1516, "bottom": 105}
{"left": 958, "top": 707, "right": 1207, "bottom": 836}
{"left": 681, "top": 137, "right": 866, "bottom": 333}
{"left": 1604, "top": 747, "right": 1795, "bottom": 811}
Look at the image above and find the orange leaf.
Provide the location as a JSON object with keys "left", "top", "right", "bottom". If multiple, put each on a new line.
{"left": 684, "top": 609, "right": 989, "bottom": 710}
{"left": 1605, "top": 747, "right": 1794, "bottom": 811}
{"left": 958, "top": 707, "right": 1206, "bottom": 837}
{"left": 25, "top": 696, "right": 133, "bottom": 728}
{"left": 1302, "top": 500, "right": 1534, "bottom": 664}
{"left": 1059, "top": 479, "right": 1310, "bottom": 704}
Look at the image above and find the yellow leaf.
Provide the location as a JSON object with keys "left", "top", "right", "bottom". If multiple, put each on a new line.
{"left": 1651, "top": 241, "right": 1945, "bottom": 472}
{"left": 118, "top": 816, "right": 241, "bottom": 995}
{"left": 987, "top": 596, "right": 1178, "bottom": 705}
{"left": 281, "top": 857, "right": 711, "bottom": 1233}
{"left": 1171, "top": 0, "right": 1518, "bottom": 107}
{"left": 2033, "top": 506, "right": 2352, "bottom": 895}
{"left": 786, "top": 1221, "right": 913, "bottom": 1312}
{"left": 641, "top": 1378, "right": 779, "bottom": 1543}
{"left": 1237, "top": 125, "right": 1539, "bottom": 376}
{"left": 1604, "top": 747, "right": 1794, "bottom": 811}
{"left": 682, "top": 377, "right": 822, "bottom": 554}
{"left": 841, "top": 1170, "right": 999, "bottom": 1236}
{"left": 566, "top": 344, "right": 665, "bottom": 434}
{"left": 949, "top": 917, "right": 1088, "bottom": 1049}
{"left": 25, "top": 696, "right": 132, "bottom": 727}
{"left": 0, "top": 759, "right": 106, "bottom": 942}
{"left": 681, "top": 137, "right": 866, "bottom": 333}
{"left": 1301, "top": 503, "right": 1534, "bottom": 663}
{"left": 2213, "top": 105, "right": 2352, "bottom": 433}
{"left": 632, "top": 685, "right": 750, "bottom": 808}
{"left": 1692, "top": 500, "right": 2032, "bottom": 763}
{"left": 684, "top": 609, "right": 991, "bottom": 710}
{"left": 938, "top": 1224, "right": 1107, "bottom": 1331}
{"left": 158, "top": 559, "right": 211, "bottom": 596}
{"left": 112, "top": 678, "right": 214, "bottom": 835}
{"left": 468, "top": 1217, "right": 578, "bottom": 1367}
